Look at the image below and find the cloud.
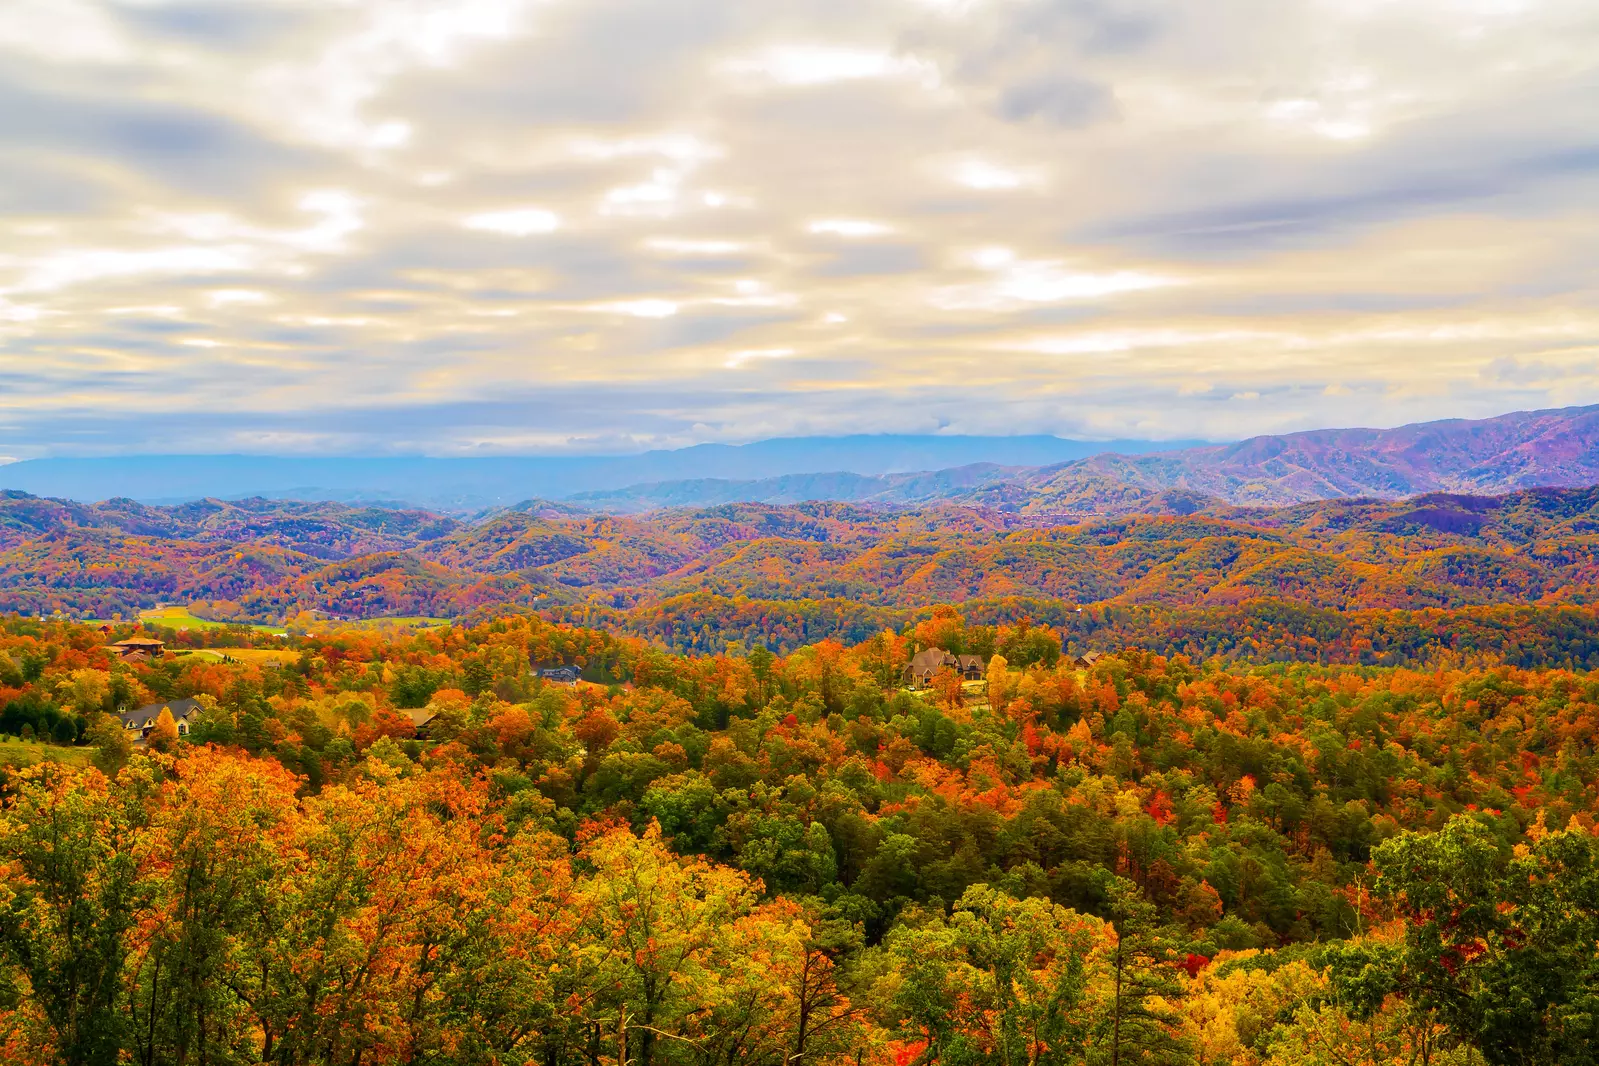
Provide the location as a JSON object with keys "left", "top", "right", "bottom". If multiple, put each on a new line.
{"left": 996, "top": 74, "right": 1114, "bottom": 126}
{"left": 462, "top": 208, "right": 561, "bottom": 235}
{"left": 722, "top": 45, "right": 937, "bottom": 88}
{"left": 0, "top": 0, "right": 1595, "bottom": 457}
{"left": 808, "top": 219, "right": 894, "bottom": 237}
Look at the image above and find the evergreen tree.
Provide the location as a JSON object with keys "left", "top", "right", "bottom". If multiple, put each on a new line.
{"left": 1099, "top": 877, "right": 1192, "bottom": 1066}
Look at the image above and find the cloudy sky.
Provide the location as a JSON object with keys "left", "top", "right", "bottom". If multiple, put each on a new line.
{"left": 1, "top": 0, "right": 1596, "bottom": 456}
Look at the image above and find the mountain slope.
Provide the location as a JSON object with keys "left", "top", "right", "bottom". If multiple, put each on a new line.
{"left": 7, "top": 486, "right": 1599, "bottom": 621}
{"left": 999, "top": 404, "right": 1599, "bottom": 512}
{"left": 512, "top": 405, "right": 1599, "bottom": 515}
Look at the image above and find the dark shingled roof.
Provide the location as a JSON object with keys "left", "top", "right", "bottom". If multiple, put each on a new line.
{"left": 118, "top": 697, "right": 203, "bottom": 731}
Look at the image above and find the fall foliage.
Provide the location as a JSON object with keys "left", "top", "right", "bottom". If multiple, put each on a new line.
{"left": 1, "top": 606, "right": 1598, "bottom": 1062}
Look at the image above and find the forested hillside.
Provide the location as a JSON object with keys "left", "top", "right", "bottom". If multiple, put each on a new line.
{"left": 6, "top": 488, "right": 1599, "bottom": 667}
{"left": 2, "top": 611, "right": 1598, "bottom": 1063}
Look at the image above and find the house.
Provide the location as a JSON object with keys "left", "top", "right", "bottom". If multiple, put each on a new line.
{"left": 908, "top": 652, "right": 965, "bottom": 693}
{"left": 539, "top": 665, "right": 581, "bottom": 685}
{"left": 906, "top": 649, "right": 990, "bottom": 687}
{"left": 110, "top": 637, "right": 166, "bottom": 661}
{"left": 119, "top": 697, "right": 203, "bottom": 743}
{"left": 905, "top": 647, "right": 956, "bottom": 687}
{"left": 1074, "top": 650, "right": 1103, "bottom": 669}
{"left": 406, "top": 707, "right": 438, "bottom": 737}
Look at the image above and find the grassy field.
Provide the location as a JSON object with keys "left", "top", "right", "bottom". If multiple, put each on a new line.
{"left": 0, "top": 738, "right": 94, "bottom": 770}
{"left": 181, "top": 648, "right": 299, "bottom": 665}
{"left": 138, "top": 606, "right": 289, "bottom": 634}
{"left": 318, "top": 616, "right": 451, "bottom": 632}
{"left": 83, "top": 607, "right": 288, "bottom": 635}
{"left": 85, "top": 606, "right": 451, "bottom": 635}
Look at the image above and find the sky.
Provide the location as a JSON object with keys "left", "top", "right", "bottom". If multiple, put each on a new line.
{"left": 0, "top": 0, "right": 1596, "bottom": 458}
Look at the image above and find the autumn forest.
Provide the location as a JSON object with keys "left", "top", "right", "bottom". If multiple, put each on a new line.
{"left": 3, "top": 558, "right": 1599, "bottom": 1065}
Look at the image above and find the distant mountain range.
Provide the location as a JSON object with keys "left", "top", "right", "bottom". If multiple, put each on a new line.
{"left": 569, "top": 404, "right": 1599, "bottom": 513}
{"left": 2, "top": 404, "right": 1596, "bottom": 515}
{"left": 0, "top": 435, "right": 1194, "bottom": 513}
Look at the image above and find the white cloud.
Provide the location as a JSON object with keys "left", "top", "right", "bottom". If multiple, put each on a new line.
{"left": 590, "top": 299, "right": 680, "bottom": 318}
{"left": 932, "top": 254, "right": 1174, "bottom": 311}
{"left": 808, "top": 219, "right": 894, "bottom": 237}
{"left": 208, "top": 290, "right": 271, "bottom": 308}
{"left": 725, "top": 347, "right": 795, "bottom": 367}
{"left": 723, "top": 45, "right": 938, "bottom": 88}
{"left": 571, "top": 134, "right": 721, "bottom": 164}
{"left": 253, "top": 0, "right": 545, "bottom": 149}
{"left": 1012, "top": 329, "right": 1270, "bottom": 355}
{"left": 949, "top": 159, "right": 1036, "bottom": 190}
{"left": 463, "top": 207, "right": 561, "bottom": 236}
{"left": 0, "top": 0, "right": 128, "bottom": 63}
{"left": 645, "top": 237, "right": 749, "bottom": 255}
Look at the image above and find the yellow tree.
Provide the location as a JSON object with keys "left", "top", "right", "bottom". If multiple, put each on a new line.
{"left": 884, "top": 885, "right": 1106, "bottom": 1065}
{"left": 986, "top": 654, "right": 1016, "bottom": 717}
{"left": 125, "top": 748, "right": 304, "bottom": 1065}
{"left": 146, "top": 708, "right": 179, "bottom": 753}
{"left": 54, "top": 669, "right": 109, "bottom": 717}
{"left": 577, "top": 821, "right": 777, "bottom": 1066}
{"left": 1177, "top": 953, "right": 1321, "bottom": 1066}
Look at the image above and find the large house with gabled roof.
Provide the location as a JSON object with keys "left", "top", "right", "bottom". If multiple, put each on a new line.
{"left": 119, "top": 697, "right": 202, "bottom": 744}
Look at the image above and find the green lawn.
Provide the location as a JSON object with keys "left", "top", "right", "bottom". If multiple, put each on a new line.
{"left": 0, "top": 738, "right": 94, "bottom": 770}
{"left": 82, "top": 606, "right": 287, "bottom": 635}
{"left": 184, "top": 648, "right": 298, "bottom": 665}
{"left": 336, "top": 616, "right": 450, "bottom": 629}
{"left": 138, "top": 606, "right": 289, "bottom": 634}
{"left": 83, "top": 605, "right": 450, "bottom": 636}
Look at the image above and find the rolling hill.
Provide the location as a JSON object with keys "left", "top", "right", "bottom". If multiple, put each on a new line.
{"left": 4, "top": 484, "right": 1599, "bottom": 624}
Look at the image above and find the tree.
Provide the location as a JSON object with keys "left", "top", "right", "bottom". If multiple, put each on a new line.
{"left": 785, "top": 911, "right": 865, "bottom": 1066}
{"left": 1100, "top": 877, "right": 1192, "bottom": 1066}
{"left": 54, "top": 669, "right": 108, "bottom": 717}
{"left": 886, "top": 885, "right": 1102, "bottom": 1065}
{"left": 51, "top": 717, "right": 78, "bottom": 745}
{"left": 146, "top": 708, "right": 179, "bottom": 753}
{"left": 1329, "top": 814, "right": 1599, "bottom": 1065}
{"left": 986, "top": 654, "right": 1015, "bottom": 717}
{"left": 0, "top": 763, "right": 150, "bottom": 1065}
{"left": 85, "top": 713, "right": 132, "bottom": 774}
{"left": 124, "top": 750, "right": 304, "bottom": 1066}
{"left": 933, "top": 666, "right": 965, "bottom": 711}
{"left": 577, "top": 822, "right": 773, "bottom": 1066}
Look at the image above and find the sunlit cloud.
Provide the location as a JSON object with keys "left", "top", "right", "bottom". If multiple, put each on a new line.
{"left": 725, "top": 347, "right": 796, "bottom": 367}
{"left": 722, "top": 45, "right": 937, "bottom": 88}
{"left": 207, "top": 290, "right": 271, "bottom": 308}
{"left": 929, "top": 249, "right": 1174, "bottom": 310}
{"left": 948, "top": 159, "right": 1038, "bottom": 190}
{"left": 463, "top": 208, "right": 561, "bottom": 236}
{"left": 808, "top": 220, "right": 894, "bottom": 237}
{"left": 589, "top": 299, "right": 680, "bottom": 318}
{"left": 645, "top": 237, "right": 750, "bottom": 255}
{"left": 0, "top": 0, "right": 1594, "bottom": 455}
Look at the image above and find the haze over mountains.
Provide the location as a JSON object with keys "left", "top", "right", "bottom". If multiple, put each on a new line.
{"left": 2, "top": 404, "right": 1597, "bottom": 516}
{"left": 569, "top": 404, "right": 1599, "bottom": 513}
{"left": 3, "top": 401, "right": 1598, "bottom": 627}
{"left": 0, "top": 436, "right": 1192, "bottom": 513}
